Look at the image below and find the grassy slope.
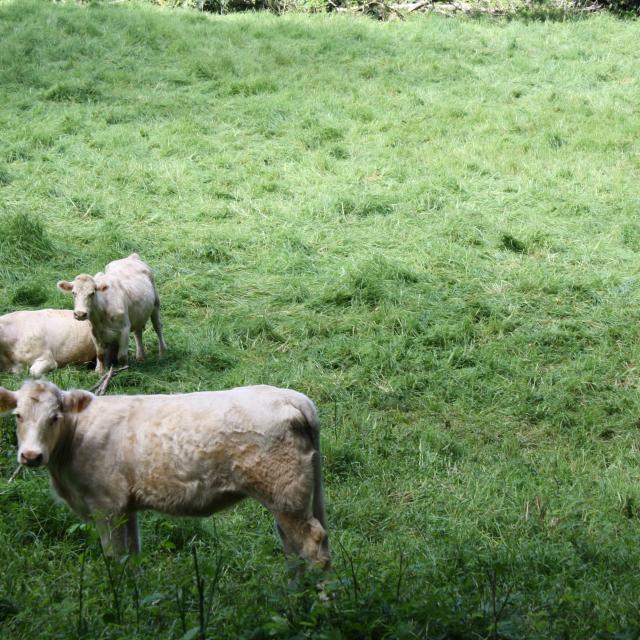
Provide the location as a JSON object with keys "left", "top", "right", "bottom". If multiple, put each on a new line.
{"left": 1, "top": 2, "right": 640, "bottom": 637}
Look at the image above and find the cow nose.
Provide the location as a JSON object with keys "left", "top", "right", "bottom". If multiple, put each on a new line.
{"left": 20, "top": 451, "right": 44, "bottom": 467}
{"left": 74, "top": 311, "right": 88, "bottom": 321}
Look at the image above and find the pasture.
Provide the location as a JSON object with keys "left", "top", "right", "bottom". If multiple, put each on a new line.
{"left": 1, "top": 1, "right": 640, "bottom": 637}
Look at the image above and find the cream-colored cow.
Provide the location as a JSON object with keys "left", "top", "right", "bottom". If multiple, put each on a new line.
{"left": 57, "top": 254, "right": 167, "bottom": 374}
{"left": 0, "top": 310, "right": 96, "bottom": 376}
{"left": 1, "top": 380, "right": 330, "bottom": 573}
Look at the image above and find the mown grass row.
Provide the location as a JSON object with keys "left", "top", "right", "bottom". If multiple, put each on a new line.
{"left": 1, "top": 1, "right": 640, "bottom": 637}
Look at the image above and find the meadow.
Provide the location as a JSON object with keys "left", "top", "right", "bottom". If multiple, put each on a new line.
{"left": 1, "top": 1, "right": 640, "bottom": 637}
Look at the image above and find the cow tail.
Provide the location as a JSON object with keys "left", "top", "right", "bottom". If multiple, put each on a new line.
{"left": 298, "top": 398, "right": 327, "bottom": 530}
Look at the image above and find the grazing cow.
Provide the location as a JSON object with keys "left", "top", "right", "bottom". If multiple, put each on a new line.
{"left": 57, "top": 254, "right": 167, "bottom": 374}
{"left": 1, "top": 380, "right": 330, "bottom": 573}
{"left": 0, "top": 310, "right": 96, "bottom": 376}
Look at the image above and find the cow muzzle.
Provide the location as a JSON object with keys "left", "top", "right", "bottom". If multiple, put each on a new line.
{"left": 74, "top": 311, "right": 88, "bottom": 321}
{"left": 20, "top": 450, "right": 44, "bottom": 467}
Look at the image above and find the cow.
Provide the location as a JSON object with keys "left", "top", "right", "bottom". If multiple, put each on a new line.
{"left": 0, "top": 380, "right": 330, "bottom": 574}
{"left": 57, "top": 254, "right": 167, "bottom": 374}
{"left": 0, "top": 309, "right": 96, "bottom": 376}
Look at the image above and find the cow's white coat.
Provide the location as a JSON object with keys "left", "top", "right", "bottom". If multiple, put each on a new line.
{"left": 0, "top": 309, "right": 96, "bottom": 376}
{"left": 58, "top": 254, "right": 166, "bottom": 373}
{"left": 1, "top": 380, "right": 330, "bottom": 573}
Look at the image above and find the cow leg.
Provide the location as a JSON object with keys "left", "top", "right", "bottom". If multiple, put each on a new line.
{"left": 96, "top": 516, "right": 128, "bottom": 558}
{"left": 275, "top": 513, "right": 330, "bottom": 576}
{"left": 150, "top": 305, "right": 167, "bottom": 356}
{"left": 117, "top": 328, "right": 130, "bottom": 366}
{"left": 95, "top": 345, "right": 106, "bottom": 374}
{"left": 104, "top": 343, "right": 120, "bottom": 369}
{"left": 126, "top": 513, "right": 141, "bottom": 554}
{"left": 133, "top": 329, "right": 145, "bottom": 362}
{"left": 29, "top": 354, "right": 57, "bottom": 377}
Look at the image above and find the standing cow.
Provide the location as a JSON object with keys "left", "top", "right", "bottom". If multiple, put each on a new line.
{"left": 0, "top": 309, "right": 96, "bottom": 376}
{"left": 57, "top": 254, "right": 167, "bottom": 373}
{"left": 1, "top": 380, "right": 330, "bottom": 574}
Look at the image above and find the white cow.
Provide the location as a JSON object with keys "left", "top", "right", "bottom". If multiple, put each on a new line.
{"left": 57, "top": 254, "right": 167, "bottom": 373}
{"left": 1, "top": 380, "right": 330, "bottom": 573}
{"left": 0, "top": 310, "right": 96, "bottom": 376}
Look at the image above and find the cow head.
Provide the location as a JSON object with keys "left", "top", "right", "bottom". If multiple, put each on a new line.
{"left": 1, "top": 380, "right": 93, "bottom": 468}
{"left": 57, "top": 274, "right": 108, "bottom": 321}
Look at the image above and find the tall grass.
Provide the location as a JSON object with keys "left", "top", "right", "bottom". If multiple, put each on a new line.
{"left": 1, "top": 1, "right": 640, "bottom": 637}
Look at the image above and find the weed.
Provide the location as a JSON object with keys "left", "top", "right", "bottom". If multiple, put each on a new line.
{"left": 0, "top": 213, "right": 55, "bottom": 264}
{"left": 10, "top": 282, "right": 48, "bottom": 307}
{"left": 500, "top": 233, "right": 528, "bottom": 253}
{"left": 0, "top": 168, "right": 12, "bottom": 186}
{"left": 44, "top": 81, "right": 101, "bottom": 103}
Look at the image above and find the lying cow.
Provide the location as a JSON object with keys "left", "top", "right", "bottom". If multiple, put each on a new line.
{"left": 57, "top": 253, "right": 167, "bottom": 374}
{"left": 1, "top": 380, "right": 330, "bottom": 573}
{"left": 0, "top": 310, "right": 96, "bottom": 376}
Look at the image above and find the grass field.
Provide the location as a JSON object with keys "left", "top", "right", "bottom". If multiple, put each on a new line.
{"left": 1, "top": 1, "right": 640, "bottom": 638}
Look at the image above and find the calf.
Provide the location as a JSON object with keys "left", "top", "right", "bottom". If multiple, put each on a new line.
{"left": 57, "top": 254, "right": 167, "bottom": 374}
{"left": 0, "top": 310, "right": 96, "bottom": 376}
{"left": 1, "top": 380, "right": 330, "bottom": 573}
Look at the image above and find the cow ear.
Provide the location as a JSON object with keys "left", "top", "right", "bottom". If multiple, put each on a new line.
{"left": 96, "top": 283, "right": 109, "bottom": 292}
{"left": 63, "top": 390, "right": 93, "bottom": 414}
{"left": 0, "top": 388, "right": 17, "bottom": 414}
{"left": 57, "top": 281, "right": 73, "bottom": 293}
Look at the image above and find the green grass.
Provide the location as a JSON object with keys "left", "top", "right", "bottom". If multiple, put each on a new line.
{"left": 1, "top": 1, "right": 640, "bottom": 637}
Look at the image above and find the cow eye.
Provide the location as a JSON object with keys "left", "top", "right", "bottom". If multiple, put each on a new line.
{"left": 51, "top": 414, "right": 60, "bottom": 423}
{"left": 14, "top": 413, "right": 21, "bottom": 421}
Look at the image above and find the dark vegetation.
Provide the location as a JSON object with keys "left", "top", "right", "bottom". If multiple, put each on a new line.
{"left": 151, "top": 0, "right": 640, "bottom": 17}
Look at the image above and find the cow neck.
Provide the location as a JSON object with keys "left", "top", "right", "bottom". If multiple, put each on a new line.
{"left": 88, "top": 289, "right": 109, "bottom": 325}
{"left": 0, "top": 347, "right": 9, "bottom": 371}
{"left": 48, "top": 413, "right": 79, "bottom": 473}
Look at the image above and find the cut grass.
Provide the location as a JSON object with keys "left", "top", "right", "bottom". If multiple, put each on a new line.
{"left": 1, "top": 1, "right": 640, "bottom": 638}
